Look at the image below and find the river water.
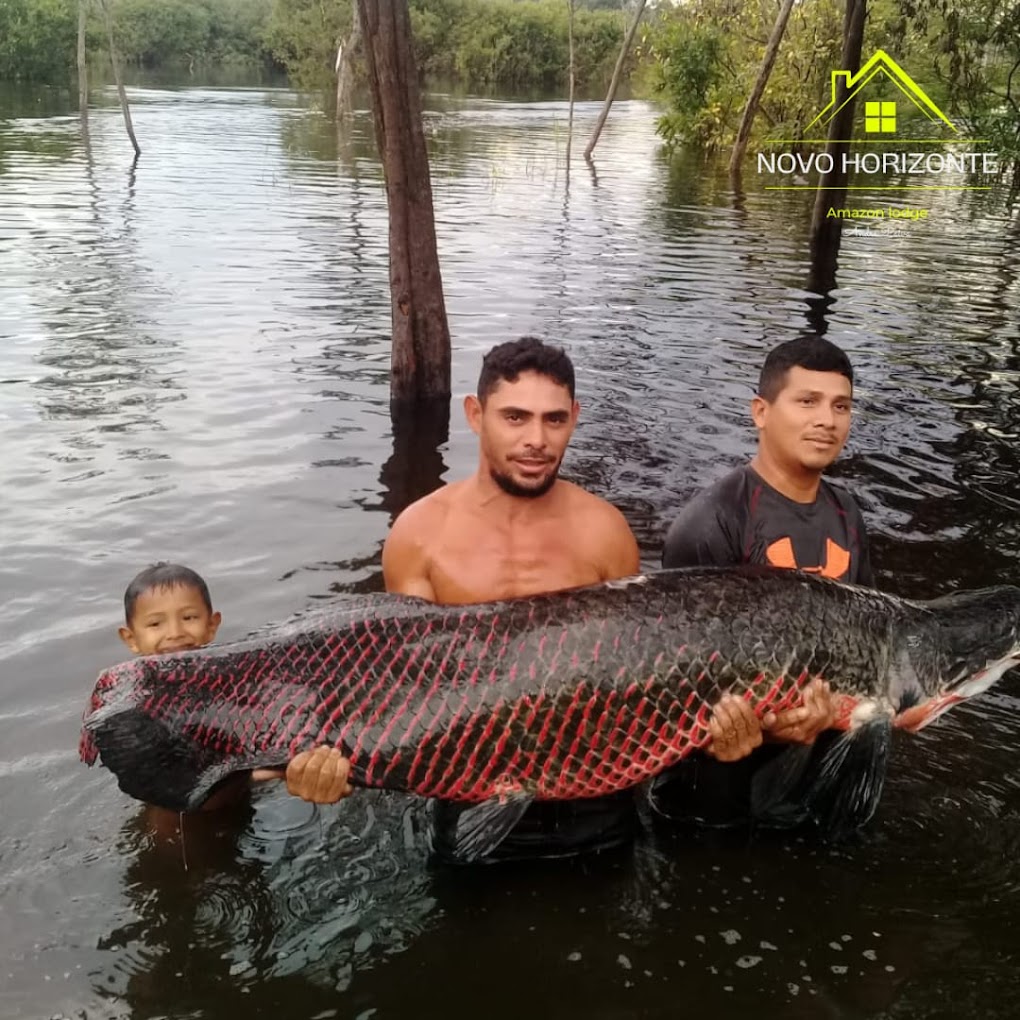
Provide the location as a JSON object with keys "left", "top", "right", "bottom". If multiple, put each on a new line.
{"left": 1, "top": 78, "right": 1019, "bottom": 1019}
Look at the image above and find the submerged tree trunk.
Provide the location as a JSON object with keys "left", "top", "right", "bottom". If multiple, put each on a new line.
{"left": 729, "top": 0, "right": 796, "bottom": 174}
{"left": 336, "top": 0, "right": 363, "bottom": 121}
{"left": 808, "top": 0, "right": 867, "bottom": 294}
{"left": 584, "top": 0, "right": 647, "bottom": 161}
{"left": 565, "top": 0, "right": 576, "bottom": 167}
{"left": 77, "top": 0, "right": 88, "bottom": 121}
{"left": 98, "top": 0, "right": 141, "bottom": 156}
{"left": 357, "top": 0, "right": 451, "bottom": 407}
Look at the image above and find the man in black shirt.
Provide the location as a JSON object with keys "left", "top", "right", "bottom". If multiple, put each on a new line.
{"left": 654, "top": 335, "right": 873, "bottom": 828}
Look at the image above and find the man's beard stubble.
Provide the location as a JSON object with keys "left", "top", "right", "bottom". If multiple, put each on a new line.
{"left": 489, "top": 462, "right": 561, "bottom": 499}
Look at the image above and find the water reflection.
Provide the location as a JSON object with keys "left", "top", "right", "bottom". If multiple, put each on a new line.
{"left": 95, "top": 789, "right": 438, "bottom": 1015}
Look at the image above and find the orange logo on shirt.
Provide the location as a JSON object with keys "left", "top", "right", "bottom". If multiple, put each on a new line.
{"left": 765, "top": 537, "right": 850, "bottom": 579}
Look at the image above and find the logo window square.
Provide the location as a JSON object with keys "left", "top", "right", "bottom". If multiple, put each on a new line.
{"left": 864, "top": 100, "right": 896, "bottom": 133}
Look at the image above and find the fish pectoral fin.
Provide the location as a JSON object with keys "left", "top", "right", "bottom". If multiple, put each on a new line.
{"left": 446, "top": 791, "right": 534, "bottom": 864}
{"left": 804, "top": 719, "right": 892, "bottom": 838}
{"left": 749, "top": 744, "right": 816, "bottom": 825}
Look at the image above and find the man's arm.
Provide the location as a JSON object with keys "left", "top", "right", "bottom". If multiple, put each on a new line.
{"left": 382, "top": 500, "right": 439, "bottom": 600}
{"left": 596, "top": 502, "right": 641, "bottom": 580}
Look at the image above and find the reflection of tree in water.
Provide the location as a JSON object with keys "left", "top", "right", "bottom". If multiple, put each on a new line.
{"left": 277, "top": 107, "right": 453, "bottom": 598}
{"left": 94, "top": 789, "right": 438, "bottom": 1015}
{"left": 29, "top": 132, "right": 181, "bottom": 462}
{"left": 311, "top": 400, "right": 451, "bottom": 598}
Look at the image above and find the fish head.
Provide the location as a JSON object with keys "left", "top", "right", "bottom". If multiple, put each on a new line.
{"left": 894, "top": 585, "right": 1020, "bottom": 733}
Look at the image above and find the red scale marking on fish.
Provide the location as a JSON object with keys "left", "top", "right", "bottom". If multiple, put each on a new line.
{"left": 280, "top": 627, "right": 376, "bottom": 755}
{"left": 231, "top": 643, "right": 307, "bottom": 752}
{"left": 221, "top": 650, "right": 272, "bottom": 733}
{"left": 577, "top": 689, "right": 616, "bottom": 795}
{"left": 394, "top": 649, "right": 459, "bottom": 788}
{"left": 418, "top": 698, "right": 470, "bottom": 796}
{"left": 517, "top": 688, "right": 561, "bottom": 788}
{"left": 374, "top": 648, "right": 456, "bottom": 779}
{"left": 308, "top": 642, "right": 365, "bottom": 748}
{"left": 432, "top": 664, "right": 503, "bottom": 799}
{"left": 599, "top": 692, "right": 637, "bottom": 791}
{"left": 368, "top": 630, "right": 465, "bottom": 786}
{"left": 235, "top": 649, "right": 291, "bottom": 752}
{"left": 553, "top": 687, "right": 602, "bottom": 796}
{"left": 255, "top": 654, "right": 320, "bottom": 753}
{"left": 474, "top": 691, "right": 528, "bottom": 794}
{"left": 563, "top": 690, "right": 600, "bottom": 794}
{"left": 342, "top": 631, "right": 426, "bottom": 764}
{"left": 544, "top": 627, "right": 570, "bottom": 681}
{"left": 432, "top": 710, "right": 484, "bottom": 799}
{"left": 511, "top": 690, "right": 546, "bottom": 780}
{"left": 331, "top": 623, "right": 422, "bottom": 753}
{"left": 288, "top": 634, "right": 366, "bottom": 751}
{"left": 201, "top": 663, "right": 248, "bottom": 752}
{"left": 543, "top": 684, "right": 588, "bottom": 796}
{"left": 446, "top": 701, "right": 503, "bottom": 800}
{"left": 619, "top": 696, "right": 653, "bottom": 779}
{"left": 347, "top": 640, "right": 416, "bottom": 781}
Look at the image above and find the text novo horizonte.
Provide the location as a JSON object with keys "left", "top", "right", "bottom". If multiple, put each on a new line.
{"left": 758, "top": 151, "right": 998, "bottom": 175}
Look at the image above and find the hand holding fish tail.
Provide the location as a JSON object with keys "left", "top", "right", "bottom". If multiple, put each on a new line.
{"left": 706, "top": 695, "right": 768, "bottom": 762}
{"left": 251, "top": 746, "right": 354, "bottom": 804}
{"left": 763, "top": 679, "right": 836, "bottom": 745}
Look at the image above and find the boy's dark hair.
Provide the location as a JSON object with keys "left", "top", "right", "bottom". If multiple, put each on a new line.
{"left": 758, "top": 335, "right": 854, "bottom": 402}
{"left": 124, "top": 562, "right": 212, "bottom": 623}
{"left": 477, "top": 336, "right": 575, "bottom": 403}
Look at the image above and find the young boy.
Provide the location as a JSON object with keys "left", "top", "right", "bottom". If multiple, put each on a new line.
{"left": 118, "top": 562, "right": 353, "bottom": 818}
{"left": 119, "top": 562, "right": 222, "bottom": 657}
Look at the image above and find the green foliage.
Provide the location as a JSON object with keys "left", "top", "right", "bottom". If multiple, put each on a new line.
{"left": 3, "top": 0, "right": 629, "bottom": 92}
{"left": 103, "top": 0, "right": 275, "bottom": 67}
{"left": 0, "top": 0, "right": 275, "bottom": 81}
{"left": 640, "top": 0, "right": 845, "bottom": 151}
{"left": 645, "top": 20, "right": 724, "bottom": 148}
{"left": 263, "top": 0, "right": 350, "bottom": 91}
{"left": 412, "top": 0, "right": 626, "bottom": 89}
{"left": 641, "top": 0, "right": 1020, "bottom": 177}
{"left": 262, "top": 0, "right": 626, "bottom": 93}
{"left": 0, "top": 0, "right": 76, "bottom": 81}
{"left": 882, "top": 0, "right": 1020, "bottom": 179}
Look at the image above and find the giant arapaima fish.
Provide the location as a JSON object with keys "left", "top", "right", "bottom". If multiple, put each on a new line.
{"left": 80, "top": 566, "right": 1020, "bottom": 858}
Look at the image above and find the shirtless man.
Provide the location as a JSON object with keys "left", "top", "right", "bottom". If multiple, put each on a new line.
{"left": 382, "top": 336, "right": 642, "bottom": 861}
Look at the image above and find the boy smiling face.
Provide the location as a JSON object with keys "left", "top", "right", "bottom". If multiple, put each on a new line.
{"left": 119, "top": 583, "right": 221, "bottom": 656}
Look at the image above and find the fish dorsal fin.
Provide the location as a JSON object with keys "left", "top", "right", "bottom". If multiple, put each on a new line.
{"left": 445, "top": 790, "right": 534, "bottom": 863}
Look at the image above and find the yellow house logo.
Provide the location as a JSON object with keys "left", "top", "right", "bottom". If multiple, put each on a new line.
{"left": 806, "top": 49, "right": 958, "bottom": 136}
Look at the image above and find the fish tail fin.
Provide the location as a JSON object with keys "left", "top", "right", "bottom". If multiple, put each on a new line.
{"left": 90, "top": 708, "right": 235, "bottom": 812}
{"left": 804, "top": 718, "right": 892, "bottom": 838}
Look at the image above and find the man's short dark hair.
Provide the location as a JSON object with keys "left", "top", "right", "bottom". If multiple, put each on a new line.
{"left": 477, "top": 336, "right": 575, "bottom": 403}
{"left": 124, "top": 562, "right": 212, "bottom": 623}
{"left": 758, "top": 336, "right": 854, "bottom": 402}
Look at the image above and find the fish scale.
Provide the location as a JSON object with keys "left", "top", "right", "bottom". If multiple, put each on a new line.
{"left": 80, "top": 565, "right": 1020, "bottom": 819}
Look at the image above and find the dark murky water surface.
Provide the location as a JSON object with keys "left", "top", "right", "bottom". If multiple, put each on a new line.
{"left": 1, "top": 79, "right": 1019, "bottom": 1019}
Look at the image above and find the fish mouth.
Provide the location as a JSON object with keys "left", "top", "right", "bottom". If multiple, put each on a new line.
{"left": 894, "top": 693, "right": 964, "bottom": 733}
{"left": 895, "top": 651, "right": 1020, "bottom": 732}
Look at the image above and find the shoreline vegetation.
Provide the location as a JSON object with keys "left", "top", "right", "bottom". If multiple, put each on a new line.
{"left": 1, "top": 0, "right": 1018, "bottom": 177}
